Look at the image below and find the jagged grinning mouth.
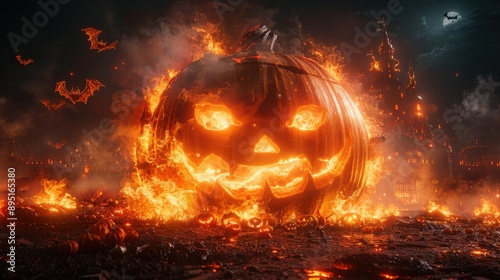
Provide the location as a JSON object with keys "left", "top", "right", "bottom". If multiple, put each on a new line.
{"left": 169, "top": 142, "right": 351, "bottom": 199}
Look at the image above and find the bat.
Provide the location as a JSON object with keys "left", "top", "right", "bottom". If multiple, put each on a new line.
{"left": 40, "top": 99, "right": 66, "bottom": 110}
{"left": 81, "top": 27, "right": 118, "bottom": 52}
{"left": 16, "top": 55, "right": 34, "bottom": 66}
{"left": 48, "top": 140, "right": 68, "bottom": 149}
{"left": 55, "top": 79, "right": 104, "bottom": 104}
{"left": 443, "top": 13, "right": 458, "bottom": 20}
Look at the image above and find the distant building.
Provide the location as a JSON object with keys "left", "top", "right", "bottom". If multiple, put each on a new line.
{"left": 368, "top": 23, "right": 450, "bottom": 205}
{"left": 451, "top": 140, "right": 500, "bottom": 181}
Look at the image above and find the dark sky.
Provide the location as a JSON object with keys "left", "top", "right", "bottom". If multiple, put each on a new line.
{"left": 1, "top": 0, "right": 500, "bottom": 156}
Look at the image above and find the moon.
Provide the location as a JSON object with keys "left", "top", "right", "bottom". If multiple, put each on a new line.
{"left": 443, "top": 11, "right": 462, "bottom": 27}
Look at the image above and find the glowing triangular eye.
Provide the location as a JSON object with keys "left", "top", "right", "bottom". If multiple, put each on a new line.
{"left": 288, "top": 105, "right": 327, "bottom": 130}
{"left": 194, "top": 103, "right": 237, "bottom": 130}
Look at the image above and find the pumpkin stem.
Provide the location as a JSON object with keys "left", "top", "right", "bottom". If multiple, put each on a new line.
{"left": 238, "top": 25, "right": 278, "bottom": 53}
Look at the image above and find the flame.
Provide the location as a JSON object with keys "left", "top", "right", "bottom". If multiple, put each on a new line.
{"left": 192, "top": 25, "right": 226, "bottom": 60}
{"left": 32, "top": 179, "right": 76, "bottom": 210}
{"left": 254, "top": 135, "right": 280, "bottom": 154}
{"left": 379, "top": 274, "right": 398, "bottom": 279}
{"left": 120, "top": 176, "right": 198, "bottom": 221}
{"left": 305, "top": 37, "right": 344, "bottom": 82}
{"left": 304, "top": 270, "right": 334, "bottom": 279}
{"left": 323, "top": 198, "right": 400, "bottom": 223}
{"left": 426, "top": 201, "right": 453, "bottom": 217}
{"left": 473, "top": 199, "right": 500, "bottom": 218}
{"left": 144, "top": 69, "right": 179, "bottom": 113}
{"left": 194, "top": 103, "right": 238, "bottom": 130}
{"left": 288, "top": 105, "right": 327, "bottom": 131}
{"left": 369, "top": 52, "right": 381, "bottom": 72}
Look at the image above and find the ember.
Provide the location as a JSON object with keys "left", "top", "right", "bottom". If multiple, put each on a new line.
{"left": 3, "top": 2, "right": 500, "bottom": 279}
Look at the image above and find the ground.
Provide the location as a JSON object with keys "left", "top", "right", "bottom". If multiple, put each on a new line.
{"left": 1, "top": 205, "right": 500, "bottom": 279}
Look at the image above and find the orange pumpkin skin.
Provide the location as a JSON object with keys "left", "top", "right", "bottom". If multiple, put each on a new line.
{"left": 104, "top": 227, "right": 126, "bottom": 250}
{"left": 57, "top": 240, "right": 79, "bottom": 255}
{"left": 95, "top": 218, "right": 116, "bottom": 230}
{"left": 89, "top": 223, "right": 110, "bottom": 240}
{"left": 77, "top": 232, "right": 101, "bottom": 253}
{"left": 148, "top": 50, "right": 368, "bottom": 212}
{"left": 124, "top": 229, "right": 139, "bottom": 244}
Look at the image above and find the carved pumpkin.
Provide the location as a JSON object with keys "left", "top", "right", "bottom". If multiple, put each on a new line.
{"left": 258, "top": 225, "right": 273, "bottom": 239}
{"left": 243, "top": 217, "right": 265, "bottom": 231}
{"left": 196, "top": 212, "right": 217, "bottom": 227}
{"left": 222, "top": 212, "right": 242, "bottom": 237}
{"left": 57, "top": 240, "right": 79, "bottom": 255}
{"left": 147, "top": 26, "right": 368, "bottom": 213}
{"left": 77, "top": 232, "right": 101, "bottom": 253}
{"left": 296, "top": 215, "right": 319, "bottom": 230}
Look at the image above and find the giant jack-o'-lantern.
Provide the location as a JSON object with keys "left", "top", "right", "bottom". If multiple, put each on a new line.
{"left": 147, "top": 26, "right": 369, "bottom": 211}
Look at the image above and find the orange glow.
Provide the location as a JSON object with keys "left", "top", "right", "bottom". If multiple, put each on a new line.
{"left": 194, "top": 103, "right": 238, "bottom": 130}
{"left": 144, "top": 69, "right": 179, "bottom": 113}
{"left": 305, "top": 38, "right": 344, "bottom": 82}
{"left": 304, "top": 270, "right": 334, "bottom": 279}
{"left": 379, "top": 274, "right": 398, "bottom": 279}
{"left": 32, "top": 179, "right": 76, "bottom": 211}
{"left": 288, "top": 105, "right": 327, "bottom": 131}
{"left": 369, "top": 53, "right": 381, "bottom": 72}
{"left": 168, "top": 139, "right": 351, "bottom": 200}
{"left": 473, "top": 199, "right": 500, "bottom": 218}
{"left": 426, "top": 201, "right": 453, "bottom": 217}
{"left": 120, "top": 176, "right": 198, "bottom": 221}
{"left": 191, "top": 24, "right": 226, "bottom": 60}
{"left": 254, "top": 135, "right": 280, "bottom": 154}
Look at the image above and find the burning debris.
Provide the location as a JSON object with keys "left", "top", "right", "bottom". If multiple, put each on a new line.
{"left": 2, "top": 3, "right": 500, "bottom": 278}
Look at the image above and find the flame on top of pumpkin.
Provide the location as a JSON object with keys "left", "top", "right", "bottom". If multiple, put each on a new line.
{"left": 32, "top": 179, "right": 76, "bottom": 211}
{"left": 288, "top": 105, "right": 327, "bottom": 131}
{"left": 194, "top": 103, "right": 239, "bottom": 131}
{"left": 305, "top": 37, "right": 344, "bottom": 83}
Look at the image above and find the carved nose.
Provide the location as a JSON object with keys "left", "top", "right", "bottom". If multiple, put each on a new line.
{"left": 253, "top": 135, "right": 280, "bottom": 154}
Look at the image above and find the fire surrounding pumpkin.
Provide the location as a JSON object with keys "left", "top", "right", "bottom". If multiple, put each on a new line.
{"left": 135, "top": 25, "right": 369, "bottom": 217}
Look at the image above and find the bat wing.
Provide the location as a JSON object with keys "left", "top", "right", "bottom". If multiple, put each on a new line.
{"left": 40, "top": 99, "right": 52, "bottom": 109}
{"left": 97, "top": 40, "right": 118, "bottom": 52}
{"left": 79, "top": 79, "right": 105, "bottom": 104}
{"left": 443, "top": 13, "right": 448, "bottom": 17}
{"left": 52, "top": 100, "right": 66, "bottom": 110}
{"left": 16, "top": 55, "right": 34, "bottom": 66}
{"left": 81, "top": 27, "right": 102, "bottom": 50}
{"left": 55, "top": 81, "right": 79, "bottom": 104}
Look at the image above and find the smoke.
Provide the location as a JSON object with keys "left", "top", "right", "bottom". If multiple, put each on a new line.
{"left": 449, "top": 74, "right": 500, "bottom": 149}
{"left": 435, "top": 177, "right": 500, "bottom": 217}
{"left": 0, "top": 97, "right": 34, "bottom": 138}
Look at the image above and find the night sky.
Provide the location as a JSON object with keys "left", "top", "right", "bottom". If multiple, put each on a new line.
{"left": 1, "top": 0, "right": 500, "bottom": 159}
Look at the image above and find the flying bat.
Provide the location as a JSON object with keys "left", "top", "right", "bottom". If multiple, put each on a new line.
{"left": 40, "top": 99, "right": 65, "bottom": 110}
{"left": 55, "top": 79, "right": 104, "bottom": 104}
{"left": 443, "top": 13, "right": 458, "bottom": 20}
{"left": 16, "top": 55, "right": 34, "bottom": 66}
{"left": 81, "top": 27, "right": 118, "bottom": 52}
{"left": 48, "top": 140, "right": 69, "bottom": 149}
